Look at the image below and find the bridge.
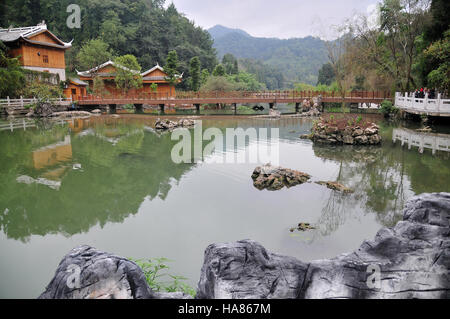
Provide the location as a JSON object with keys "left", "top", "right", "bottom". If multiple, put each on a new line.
{"left": 393, "top": 127, "right": 450, "bottom": 155}
{"left": 76, "top": 90, "right": 391, "bottom": 113}
{"left": 395, "top": 92, "right": 450, "bottom": 117}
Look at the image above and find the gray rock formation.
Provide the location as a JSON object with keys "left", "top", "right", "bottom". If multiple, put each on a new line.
{"left": 39, "top": 246, "right": 192, "bottom": 299}
{"left": 197, "top": 193, "right": 450, "bottom": 299}
{"left": 251, "top": 164, "right": 311, "bottom": 191}
{"left": 311, "top": 121, "right": 381, "bottom": 145}
{"left": 155, "top": 118, "right": 195, "bottom": 131}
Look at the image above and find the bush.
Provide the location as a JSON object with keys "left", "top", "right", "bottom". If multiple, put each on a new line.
{"left": 130, "top": 258, "right": 196, "bottom": 298}
{"left": 380, "top": 100, "right": 398, "bottom": 117}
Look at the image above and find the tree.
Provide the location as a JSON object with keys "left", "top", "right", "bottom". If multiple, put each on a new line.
{"left": 93, "top": 77, "right": 107, "bottom": 97}
{"left": 114, "top": 55, "right": 143, "bottom": 94}
{"left": 222, "top": 53, "right": 239, "bottom": 75}
{"left": 189, "top": 56, "right": 201, "bottom": 91}
{"left": 201, "top": 69, "right": 210, "bottom": 86}
{"left": 76, "top": 39, "right": 114, "bottom": 72}
{"left": 423, "top": 30, "right": 449, "bottom": 92}
{"left": 212, "top": 64, "right": 226, "bottom": 76}
{"left": 226, "top": 72, "right": 266, "bottom": 91}
{"left": 164, "top": 50, "right": 180, "bottom": 86}
{"left": 0, "top": 41, "right": 25, "bottom": 98}
{"left": 317, "top": 63, "right": 335, "bottom": 86}
{"left": 200, "top": 76, "right": 237, "bottom": 92}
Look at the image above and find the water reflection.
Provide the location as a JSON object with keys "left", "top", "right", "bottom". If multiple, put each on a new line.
{"left": 0, "top": 118, "right": 195, "bottom": 242}
{"left": 393, "top": 127, "right": 450, "bottom": 154}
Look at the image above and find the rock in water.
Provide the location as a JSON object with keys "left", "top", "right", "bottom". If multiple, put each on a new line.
{"left": 38, "top": 246, "right": 192, "bottom": 299}
{"left": 252, "top": 164, "right": 311, "bottom": 191}
{"left": 155, "top": 118, "right": 195, "bottom": 131}
{"left": 197, "top": 193, "right": 450, "bottom": 299}
{"left": 316, "top": 181, "right": 354, "bottom": 193}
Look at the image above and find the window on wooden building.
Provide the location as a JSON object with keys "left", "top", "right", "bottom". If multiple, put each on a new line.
{"left": 43, "top": 55, "right": 49, "bottom": 63}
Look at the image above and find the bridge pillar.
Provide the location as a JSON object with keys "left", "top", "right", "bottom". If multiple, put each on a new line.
{"left": 109, "top": 104, "right": 117, "bottom": 114}
{"left": 233, "top": 103, "right": 237, "bottom": 115}
{"left": 134, "top": 104, "right": 143, "bottom": 114}
{"left": 194, "top": 104, "right": 201, "bottom": 115}
{"left": 295, "top": 103, "right": 300, "bottom": 113}
{"left": 159, "top": 104, "right": 165, "bottom": 114}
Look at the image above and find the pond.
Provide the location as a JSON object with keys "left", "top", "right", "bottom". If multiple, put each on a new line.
{"left": 0, "top": 115, "right": 449, "bottom": 298}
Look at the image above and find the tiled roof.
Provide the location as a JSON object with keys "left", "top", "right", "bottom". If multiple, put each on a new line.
{"left": 0, "top": 22, "right": 72, "bottom": 48}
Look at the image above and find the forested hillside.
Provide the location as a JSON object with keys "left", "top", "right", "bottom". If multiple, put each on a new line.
{"left": 0, "top": 0, "right": 218, "bottom": 89}
{"left": 209, "top": 25, "right": 329, "bottom": 86}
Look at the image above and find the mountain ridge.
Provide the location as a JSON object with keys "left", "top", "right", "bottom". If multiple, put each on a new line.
{"left": 208, "top": 25, "right": 329, "bottom": 86}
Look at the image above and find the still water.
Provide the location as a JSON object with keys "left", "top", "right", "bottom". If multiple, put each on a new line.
{"left": 0, "top": 115, "right": 449, "bottom": 298}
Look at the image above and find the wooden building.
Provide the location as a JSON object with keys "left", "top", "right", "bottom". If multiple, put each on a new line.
{"left": 77, "top": 61, "right": 181, "bottom": 97}
{"left": 0, "top": 22, "right": 72, "bottom": 81}
{"left": 63, "top": 78, "right": 88, "bottom": 101}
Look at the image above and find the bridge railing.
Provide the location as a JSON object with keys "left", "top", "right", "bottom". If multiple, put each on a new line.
{"left": 0, "top": 96, "right": 73, "bottom": 108}
{"left": 395, "top": 92, "right": 450, "bottom": 114}
{"left": 77, "top": 90, "right": 391, "bottom": 102}
{"left": 393, "top": 128, "right": 450, "bottom": 154}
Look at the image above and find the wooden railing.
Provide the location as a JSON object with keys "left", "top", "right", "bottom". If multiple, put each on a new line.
{"left": 78, "top": 90, "right": 391, "bottom": 102}
{"left": 395, "top": 92, "right": 450, "bottom": 115}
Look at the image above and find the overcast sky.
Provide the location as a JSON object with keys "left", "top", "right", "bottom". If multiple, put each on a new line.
{"left": 170, "top": 0, "right": 380, "bottom": 39}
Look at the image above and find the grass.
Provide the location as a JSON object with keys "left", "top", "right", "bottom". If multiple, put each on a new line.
{"left": 130, "top": 257, "right": 196, "bottom": 298}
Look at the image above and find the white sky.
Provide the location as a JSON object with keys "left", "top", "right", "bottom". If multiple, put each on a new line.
{"left": 170, "top": 0, "right": 381, "bottom": 39}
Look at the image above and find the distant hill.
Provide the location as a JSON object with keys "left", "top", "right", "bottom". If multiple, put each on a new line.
{"left": 208, "top": 25, "right": 329, "bottom": 87}
{"left": 208, "top": 25, "right": 251, "bottom": 39}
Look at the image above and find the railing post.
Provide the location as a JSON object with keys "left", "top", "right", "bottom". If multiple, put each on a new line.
{"left": 7, "top": 96, "right": 10, "bottom": 107}
{"left": 437, "top": 93, "right": 441, "bottom": 113}
{"left": 20, "top": 96, "right": 24, "bottom": 108}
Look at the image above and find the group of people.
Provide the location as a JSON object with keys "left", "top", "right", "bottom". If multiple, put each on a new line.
{"left": 414, "top": 88, "right": 436, "bottom": 99}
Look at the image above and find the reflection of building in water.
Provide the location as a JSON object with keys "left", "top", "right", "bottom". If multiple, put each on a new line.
{"left": 393, "top": 128, "right": 450, "bottom": 154}
{"left": 32, "top": 135, "right": 72, "bottom": 170}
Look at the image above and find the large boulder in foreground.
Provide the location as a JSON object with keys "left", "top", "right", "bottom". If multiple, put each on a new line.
{"left": 38, "top": 246, "right": 191, "bottom": 299}
{"left": 197, "top": 193, "right": 450, "bottom": 299}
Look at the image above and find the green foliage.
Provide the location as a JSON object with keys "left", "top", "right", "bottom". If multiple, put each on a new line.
{"left": 317, "top": 63, "right": 335, "bottom": 86}
{"left": 356, "top": 116, "right": 363, "bottom": 124}
{"left": 423, "top": 30, "right": 450, "bottom": 91}
{"left": 200, "top": 69, "right": 210, "bottom": 86}
{"left": 380, "top": 100, "right": 399, "bottom": 117}
{"left": 93, "top": 77, "right": 107, "bottom": 97}
{"left": 0, "top": 41, "right": 25, "bottom": 98}
{"left": 200, "top": 76, "right": 237, "bottom": 92}
{"left": 114, "top": 55, "right": 143, "bottom": 93}
{"left": 150, "top": 83, "right": 158, "bottom": 92}
{"left": 226, "top": 72, "right": 266, "bottom": 91}
{"left": 20, "top": 82, "right": 62, "bottom": 100}
{"left": 164, "top": 50, "right": 180, "bottom": 86}
{"left": 239, "top": 58, "right": 285, "bottom": 90}
{"left": 0, "top": 0, "right": 217, "bottom": 90}
{"left": 188, "top": 57, "right": 201, "bottom": 91}
{"left": 131, "top": 258, "right": 196, "bottom": 297}
{"left": 210, "top": 26, "right": 329, "bottom": 86}
{"left": 212, "top": 64, "right": 226, "bottom": 77}
{"left": 76, "top": 39, "right": 114, "bottom": 71}
{"left": 222, "top": 53, "right": 239, "bottom": 75}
